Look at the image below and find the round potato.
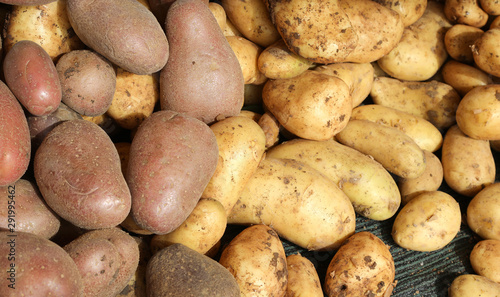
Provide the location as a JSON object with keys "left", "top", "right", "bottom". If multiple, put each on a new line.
{"left": 470, "top": 239, "right": 500, "bottom": 283}
{"left": 449, "top": 274, "right": 500, "bottom": 297}
{"left": 467, "top": 182, "right": 500, "bottom": 241}
{"left": 441, "top": 60, "right": 493, "bottom": 96}
{"left": 472, "top": 28, "right": 500, "bottom": 77}
{"left": 444, "top": 0, "right": 489, "bottom": 28}
{"left": 444, "top": 24, "right": 484, "bottom": 64}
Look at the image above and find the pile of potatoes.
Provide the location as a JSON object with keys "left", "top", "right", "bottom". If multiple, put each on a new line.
{"left": 0, "top": 0, "right": 500, "bottom": 296}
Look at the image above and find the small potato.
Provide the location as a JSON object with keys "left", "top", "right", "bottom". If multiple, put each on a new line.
{"left": 226, "top": 36, "right": 266, "bottom": 84}
{"left": 286, "top": 254, "right": 323, "bottom": 297}
{"left": 258, "top": 39, "right": 314, "bottom": 80}
{"left": 441, "top": 60, "right": 493, "bottom": 96}
{"left": 391, "top": 191, "right": 461, "bottom": 252}
{"left": 444, "top": 24, "right": 484, "bottom": 64}
{"left": 449, "top": 274, "right": 500, "bottom": 297}
{"left": 324, "top": 231, "right": 395, "bottom": 297}
{"left": 472, "top": 28, "right": 500, "bottom": 79}
{"left": 444, "top": 0, "right": 489, "bottom": 28}
{"left": 373, "top": 0, "right": 427, "bottom": 27}
{"left": 336, "top": 119, "right": 426, "bottom": 179}
{"left": 3, "top": 40, "right": 61, "bottom": 116}
{"left": 467, "top": 183, "right": 500, "bottom": 240}
{"left": 257, "top": 111, "right": 281, "bottom": 148}
{"left": 470, "top": 239, "right": 500, "bottom": 283}
{"left": 219, "top": 224, "right": 288, "bottom": 297}
{"left": 441, "top": 125, "right": 496, "bottom": 197}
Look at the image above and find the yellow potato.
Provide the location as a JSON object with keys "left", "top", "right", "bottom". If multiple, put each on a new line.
{"left": 223, "top": 16, "right": 243, "bottom": 37}
{"left": 444, "top": 24, "right": 484, "bottom": 64}
{"left": 286, "top": 254, "right": 323, "bottom": 297}
{"left": 257, "top": 111, "right": 280, "bottom": 148}
{"left": 392, "top": 191, "right": 461, "bottom": 252}
{"left": 226, "top": 36, "right": 266, "bottom": 84}
{"left": 441, "top": 60, "right": 493, "bottom": 96}
{"left": 490, "top": 15, "right": 500, "bottom": 29}
{"left": 470, "top": 239, "right": 500, "bottom": 283}
{"left": 442, "top": 125, "right": 496, "bottom": 197}
{"left": 472, "top": 28, "right": 500, "bottom": 78}
{"left": 449, "top": 274, "right": 500, "bottom": 297}
{"left": 374, "top": 0, "right": 427, "bottom": 27}
{"left": 370, "top": 77, "right": 461, "bottom": 130}
{"left": 444, "top": 0, "right": 489, "bottom": 28}
{"left": 228, "top": 157, "right": 356, "bottom": 251}
{"left": 351, "top": 104, "right": 443, "bottom": 152}
{"left": 208, "top": 2, "right": 226, "bottom": 32}
{"left": 266, "top": 138, "right": 401, "bottom": 221}
{"left": 467, "top": 182, "right": 500, "bottom": 240}
{"left": 336, "top": 119, "right": 426, "bottom": 179}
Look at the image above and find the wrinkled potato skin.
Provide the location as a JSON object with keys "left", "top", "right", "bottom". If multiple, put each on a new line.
{"left": 392, "top": 191, "right": 461, "bottom": 252}
{"left": 324, "top": 232, "right": 395, "bottom": 297}
{"left": 444, "top": 24, "right": 484, "bottom": 64}
{"left": 441, "top": 60, "right": 493, "bottom": 96}
{"left": 226, "top": 36, "right": 266, "bottom": 84}
{"left": 258, "top": 39, "right": 314, "bottom": 80}
{"left": 470, "top": 239, "right": 500, "bottom": 283}
{"left": 449, "top": 274, "right": 500, "bottom": 297}
{"left": 467, "top": 183, "right": 500, "bottom": 240}
{"left": 472, "top": 28, "right": 500, "bottom": 77}
{"left": 444, "top": 0, "right": 489, "bottom": 27}
{"left": 285, "top": 254, "right": 323, "bottom": 297}
{"left": 219, "top": 225, "right": 288, "bottom": 297}
{"left": 266, "top": 138, "right": 401, "bottom": 221}
{"left": 372, "top": 0, "right": 427, "bottom": 27}
{"left": 441, "top": 125, "right": 496, "bottom": 197}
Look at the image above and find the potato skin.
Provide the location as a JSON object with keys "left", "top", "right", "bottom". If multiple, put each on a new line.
{"left": 449, "top": 274, "right": 500, "bottom": 297}
{"left": 286, "top": 254, "right": 323, "bottom": 297}
{"left": 67, "top": 0, "right": 169, "bottom": 75}
{"left": 34, "top": 119, "right": 131, "bottom": 229}
{"left": 472, "top": 28, "right": 500, "bottom": 77}
{"left": 441, "top": 60, "right": 493, "bottom": 96}
{"left": 467, "top": 183, "right": 500, "bottom": 240}
{"left": 3, "top": 40, "right": 61, "bottom": 116}
{"left": 0, "top": 80, "right": 30, "bottom": 186}
{"left": 127, "top": 110, "right": 218, "bottom": 234}
{"left": 444, "top": 24, "right": 484, "bottom": 64}
{"left": 470, "top": 239, "right": 500, "bottom": 283}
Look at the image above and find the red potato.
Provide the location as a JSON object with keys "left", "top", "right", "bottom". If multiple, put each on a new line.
{"left": 3, "top": 40, "right": 61, "bottom": 116}
{"left": 0, "top": 80, "right": 30, "bottom": 186}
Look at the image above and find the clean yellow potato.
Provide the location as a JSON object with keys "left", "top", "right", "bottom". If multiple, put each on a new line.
{"left": 208, "top": 2, "right": 227, "bottom": 32}
{"left": 392, "top": 191, "right": 461, "bottom": 252}
{"left": 470, "top": 239, "right": 500, "bottom": 283}
{"left": 149, "top": 198, "right": 227, "bottom": 256}
{"left": 472, "top": 28, "right": 500, "bottom": 78}
{"left": 456, "top": 85, "right": 500, "bottom": 140}
{"left": 266, "top": 138, "right": 401, "bottom": 221}
{"left": 351, "top": 104, "right": 443, "bottom": 152}
{"left": 444, "top": 0, "right": 489, "bottom": 28}
{"left": 223, "top": 16, "right": 244, "bottom": 37}
{"left": 286, "top": 254, "right": 323, "bottom": 297}
{"left": 219, "top": 224, "right": 288, "bottom": 297}
{"left": 374, "top": 0, "right": 427, "bottom": 27}
{"left": 398, "top": 150, "right": 444, "bottom": 205}
{"left": 262, "top": 70, "right": 352, "bottom": 141}
{"left": 467, "top": 183, "right": 500, "bottom": 240}
{"left": 377, "top": 1, "right": 452, "bottom": 81}
{"left": 314, "top": 62, "right": 374, "bottom": 107}
{"left": 442, "top": 125, "right": 496, "bottom": 197}
{"left": 371, "top": 77, "right": 461, "bottom": 130}
{"left": 202, "top": 116, "right": 266, "bottom": 214}
{"left": 336, "top": 119, "right": 426, "bottom": 179}
{"left": 449, "top": 274, "right": 500, "bottom": 297}
{"left": 441, "top": 60, "right": 493, "bottom": 96}
{"left": 444, "top": 24, "right": 484, "bottom": 64}
{"left": 226, "top": 36, "right": 266, "bottom": 84}
{"left": 228, "top": 157, "right": 356, "bottom": 251}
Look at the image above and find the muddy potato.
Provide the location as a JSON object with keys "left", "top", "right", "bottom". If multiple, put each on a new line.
{"left": 257, "top": 111, "right": 280, "bottom": 148}
{"left": 470, "top": 239, "right": 500, "bottom": 283}
{"left": 263, "top": 70, "right": 352, "bottom": 141}
{"left": 472, "top": 28, "right": 500, "bottom": 78}
{"left": 373, "top": 0, "right": 427, "bottom": 27}
{"left": 444, "top": 24, "right": 484, "bottom": 64}
{"left": 392, "top": 191, "right": 461, "bottom": 252}
{"left": 226, "top": 36, "right": 266, "bottom": 84}
{"left": 442, "top": 125, "right": 496, "bottom": 197}
{"left": 258, "top": 39, "right": 314, "bottom": 80}
{"left": 219, "top": 224, "right": 287, "bottom": 297}
{"left": 147, "top": 243, "right": 240, "bottom": 297}
{"left": 449, "top": 274, "right": 500, "bottom": 297}
{"left": 286, "top": 254, "right": 323, "bottom": 297}
{"left": 444, "top": 0, "right": 488, "bottom": 27}
{"left": 34, "top": 119, "right": 131, "bottom": 229}
{"left": 324, "top": 231, "right": 395, "bottom": 297}
{"left": 441, "top": 60, "right": 493, "bottom": 96}
{"left": 467, "top": 183, "right": 500, "bottom": 240}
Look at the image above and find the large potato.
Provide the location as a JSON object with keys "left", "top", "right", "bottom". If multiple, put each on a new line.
{"left": 67, "top": 0, "right": 169, "bottom": 75}
{"left": 467, "top": 182, "right": 500, "bottom": 240}
{"left": 449, "top": 274, "right": 500, "bottom": 297}
{"left": 34, "top": 119, "right": 131, "bottom": 229}
{"left": 470, "top": 239, "right": 500, "bottom": 283}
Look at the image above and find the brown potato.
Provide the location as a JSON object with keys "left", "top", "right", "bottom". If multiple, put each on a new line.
{"left": 444, "top": 0, "right": 489, "bottom": 27}
{"left": 444, "top": 24, "right": 484, "bottom": 64}
{"left": 472, "top": 28, "right": 500, "bottom": 77}
{"left": 467, "top": 182, "right": 500, "bottom": 240}
{"left": 470, "top": 239, "right": 500, "bottom": 283}
{"left": 441, "top": 60, "right": 493, "bottom": 96}
{"left": 480, "top": 0, "right": 500, "bottom": 15}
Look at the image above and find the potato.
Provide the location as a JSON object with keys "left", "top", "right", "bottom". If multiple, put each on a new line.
{"left": 34, "top": 119, "right": 131, "bottom": 229}
{"left": 444, "top": 24, "right": 484, "bottom": 64}
{"left": 491, "top": 15, "right": 500, "bottom": 29}
{"left": 263, "top": 70, "right": 352, "bottom": 141}
{"left": 391, "top": 191, "right": 461, "bottom": 252}
{"left": 441, "top": 60, "right": 493, "bottom": 96}
{"left": 0, "top": 231, "right": 83, "bottom": 296}
{"left": 161, "top": 0, "right": 244, "bottom": 124}
{"left": 449, "top": 274, "right": 500, "bottom": 297}
{"left": 226, "top": 36, "right": 266, "bottom": 84}
{"left": 351, "top": 104, "right": 443, "bottom": 152}
{"left": 209, "top": 2, "right": 227, "bottom": 31}
{"left": 3, "top": 0, "right": 85, "bottom": 61}
{"left": 150, "top": 198, "right": 227, "bottom": 255}
{"left": 286, "top": 254, "right": 323, "bottom": 297}
{"left": 467, "top": 182, "right": 500, "bottom": 240}
{"left": 220, "top": 0, "right": 281, "bottom": 47}
{"left": 201, "top": 116, "right": 266, "bottom": 214}
{"left": 480, "top": 0, "right": 500, "bottom": 14}
{"left": 398, "top": 150, "right": 444, "bottom": 205}
{"left": 470, "top": 239, "right": 500, "bottom": 283}
{"left": 67, "top": 0, "right": 169, "bottom": 75}
{"left": 258, "top": 39, "right": 314, "bottom": 80}
{"left": 373, "top": 0, "right": 427, "bottom": 27}
{"left": 441, "top": 125, "right": 495, "bottom": 197}
{"left": 0, "top": 81, "right": 31, "bottom": 186}
{"left": 56, "top": 49, "right": 117, "bottom": 117}
{"left": 0, "top": 179, "right": 60, "bottom": 239}
{"left": 456, "top": 85, "right": 500, "bottom": 140}
{"left": 147, "top": 243, "right": 240, "bottom": 297}
{"left": 223, "top": 16, "right": 244, "bottom": 37}
{"left": 257, "top": 111, "right": 281, "bottom": 148}
{"left": 64, "top": 228, "right": 139, "bottom": 297}
{"left": 370, "top": 77, "right": 461, "bottom": 130}
{"left": 336, "top": 119, "right": 426, "bottom": 179}
{"left": 219, "top": 224, "right": 288, "bottom": 297}
{"left": 3, "top": 40, "right": 61, "bottom": 116}
{"left": 126, "top": 110, "right": 218, "bottom": 234}
{"left": 228, "top": 157, "right": 356, "bottom": 250}
{"left": 266, "top": 138, "right": 401, "bottom": 221}
{"left": 117, "top": 236, "right": 151, "bottom": 297}
{"left": 444, "top": 0, "right": 488, "bottom": 28}
{"left": 324, "top": 231, "right": 395, "bottom": 297}
{"left": 377, "top": 1, "right": 452, "bottom": 81}
{"left": 472, "top": 28, "right": 500, "bottom": 78}
{"left": 106, "top": 68, "right": 159, "bottom": 130}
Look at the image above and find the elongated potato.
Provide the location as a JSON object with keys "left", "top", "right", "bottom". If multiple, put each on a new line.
{"left": 336, "top": 119, "right": 426, "bottom": 179}
{"left": 226, "top": 36, "right": 266, "bottom": 84}
{"left": 351, "top": 104, "right": 443, "bottom": 152}
{"left": 467, "top": 183, "right": 500, "bottom": 240}
{"left": 228, "top": 157, "right": 356, "bottom": 250}
{"left": 266, "top": 138, "right": 401, "bottom": 221}
{"left": 286, "top": 254, "right": 323, "bottom": 297}
{"left": 449, "top": 274, "right": 500, "bottom": 297}
{"left": 470, "top": 239, "right": 500, "bottom": 283}
{"left": 441, "top": 60, "right": 493, "bottom": 96}
{"left": 441, "top": 125, "right": 495, "bottom": 197}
